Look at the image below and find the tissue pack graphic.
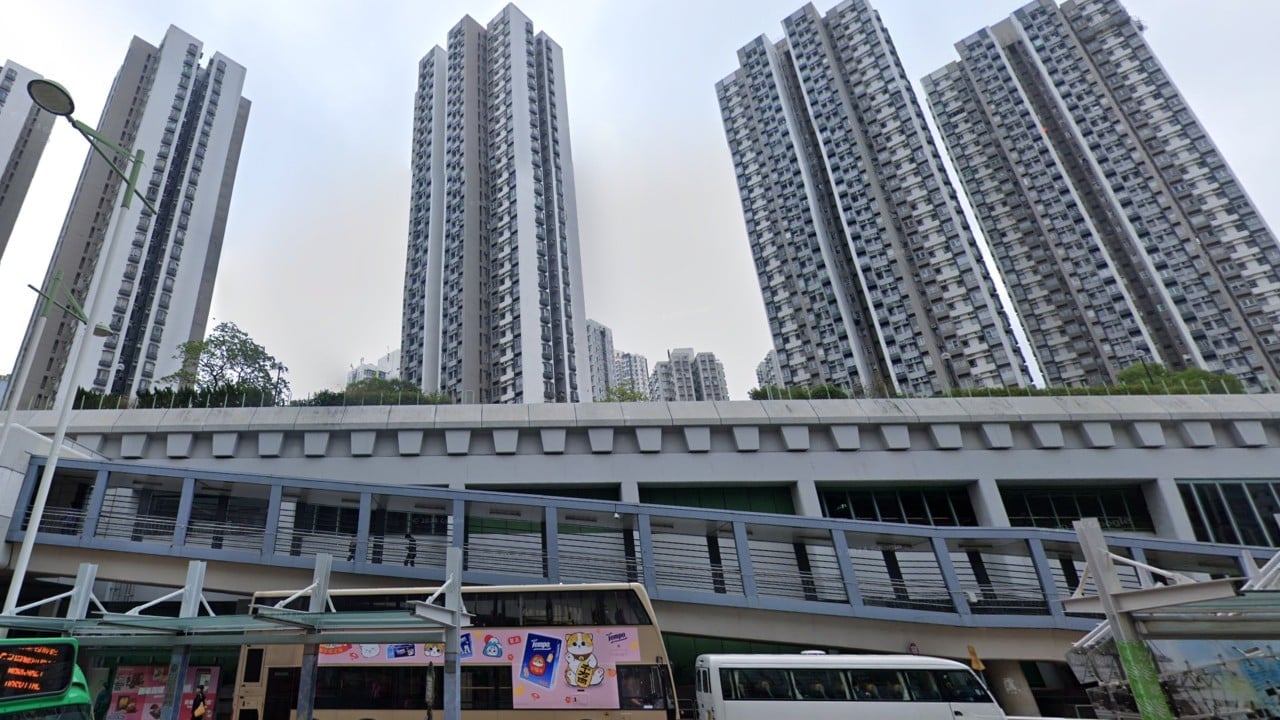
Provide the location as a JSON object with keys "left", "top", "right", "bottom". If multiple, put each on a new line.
{"left": 519, "top": 633, "right": 562, "bottom": 689}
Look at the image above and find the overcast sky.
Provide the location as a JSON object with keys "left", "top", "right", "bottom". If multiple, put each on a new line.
{"left": 2, "top": 0, "right": 1277, "bottom": 400}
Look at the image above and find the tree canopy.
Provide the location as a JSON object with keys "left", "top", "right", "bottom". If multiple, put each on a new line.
{"left": 748, "top": 384, "right": 850, "bottom": 400}
{"left": 1115, "top": 362, "right": 1244, "bottom": 394}
{"left": 600, "top": 382, "right": 648, "bottom": 402}
{"left": 293, "top": 377, "right": 454, "bottom": 406}
{"left": 161, "top": 321, "right": 291, "bottom": 404}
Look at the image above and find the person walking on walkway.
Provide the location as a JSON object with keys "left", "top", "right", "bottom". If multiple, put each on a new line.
{"left": 403, "top": 533, "right": 417, "bottom": 567}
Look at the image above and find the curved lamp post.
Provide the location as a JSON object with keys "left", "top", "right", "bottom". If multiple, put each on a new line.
{"left": 1, "top": 79, "right": 157, "bottom": 616}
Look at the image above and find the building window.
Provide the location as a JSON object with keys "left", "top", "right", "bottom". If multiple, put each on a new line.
{"left": 1179, "top": 481, "right": 1280, "bottom": 547}
{"left": 821, "top": 486, "right": 977, "bottom": 526}
{"left": 1002, "top": 486, "right": 1153, "bottom": 532}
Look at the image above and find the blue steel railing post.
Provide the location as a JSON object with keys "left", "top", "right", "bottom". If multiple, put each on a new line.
{"left": 931, "top": 536, "right": 971, "bottom": 616}
{"left": 1026, "top": 537, "right": 1065, "bottom": 620}
{"left": 262, "top": 484, "right": 283, "bottom": 558}
{"left": 450, "top": 498, "right": 466, "bottom": 569}
{"left": 543, "top": 505, "right": 560, "bottom": 582}
{"left": 172, "top": 477, "right": 195, "bottom": 548}
{"left": 8, "top": 461, "right": 42, "bottom": 541}
{"left": 1127, "top": 546, "right": 1153, "bottom": 587}
{"left": 637, "top": 513, "right": 658, "bottom": 594}
{"left": 354, "top": 493, "right": 371, "bottom": 566}
{"left": 1237, "top": 548, "right": 1260, "bottom": 583}
{"left": 732, "top": 521, "right": 758, "bottom": 607}
{"left": 80, "top": 469, "right": 110, "bottom": 540}
{"left": 829, "top": 528, "right": 865, "bottom": 609}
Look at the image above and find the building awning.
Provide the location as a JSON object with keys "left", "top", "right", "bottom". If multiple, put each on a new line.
{"left": 0, "top": 609, "right": 446, "bottom": 648}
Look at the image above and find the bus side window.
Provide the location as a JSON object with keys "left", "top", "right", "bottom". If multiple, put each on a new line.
{"left": 241, "top": 648, "right": 264, "bottom": 684}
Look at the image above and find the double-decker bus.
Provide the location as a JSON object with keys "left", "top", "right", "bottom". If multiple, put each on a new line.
{"left": 0, "top": 638, "right": 91, "bottom": 720}
{"left": 694, "top": 653, "right": 1005, "bottom": 720}
{"left": 236, "top": 582, "right": 676, "bottom": 720}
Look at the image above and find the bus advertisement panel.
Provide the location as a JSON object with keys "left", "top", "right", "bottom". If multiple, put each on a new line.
{"left": 318, "top": 626, "right": 641, "bottom": 710}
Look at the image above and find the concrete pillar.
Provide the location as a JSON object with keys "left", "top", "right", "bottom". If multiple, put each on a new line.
{"left": 1143, "top": 477, "right": 1196, "bottom": 541}
{"left": 969, "top": 477, "right": 1009, "bottom": 527}
{"left": 792, "top": 479, "right": 823, "bottom": 518}
{"left": 985, "top": 659, "right": 1040, "bottom": 717}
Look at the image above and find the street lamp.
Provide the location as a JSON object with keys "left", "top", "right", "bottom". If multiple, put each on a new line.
{"left": 1, "top": 79, "right": 157, "bottom": 616}
{"left": 0, "top": 273, "right": 112, "bottom": 457}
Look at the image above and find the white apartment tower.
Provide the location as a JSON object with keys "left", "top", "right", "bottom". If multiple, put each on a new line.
{"left": 585, "top": 319, "right": 615, "bottom": 401}
{"left": 0, "top": 60, "right": 55, "bottom": 261}
{"left": 717, "top": 1, "right": 1028, "bottom": 397}
{"left": 649, "top": 348, "right": 729, "bottom": 402}
{"left": 756, "top": 350, "right": 783, "bottom": 388}
{"left": 402, "top": 4, "right": 590, "bottom": 404}
{"left": 10, "top": 27, "right": 249, "bottom": 409}
{"left": 347, "top": 349, "right": 402, "bottom": 386}
{"left": 924, "top": 0, "right": 1280, "bottom": 390}
{"left": 613, "top": 351, "right": 649, "bottom": 398}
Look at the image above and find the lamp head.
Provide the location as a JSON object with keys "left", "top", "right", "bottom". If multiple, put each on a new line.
{"left": 91, "top": 323, "right": 114, "bottom": 338}
{"left": 27, "top": 79, "right": 76, "bottom": 117}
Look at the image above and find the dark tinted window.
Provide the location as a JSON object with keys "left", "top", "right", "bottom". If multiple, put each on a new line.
{"left": 846, "top": 669, "right": 908, "bottom": 701}
{"left": 241, "top": 648, "right": 264, "bottom": 684}
{"left": 933, "top": 670, "right": 992, "bottom": 703}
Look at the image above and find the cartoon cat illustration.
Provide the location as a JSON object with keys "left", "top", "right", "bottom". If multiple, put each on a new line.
{"left": 564, "top": 632, "right": 605, "bottom": 688}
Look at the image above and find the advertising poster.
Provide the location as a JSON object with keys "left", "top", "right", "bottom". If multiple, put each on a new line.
{"left": 105, "top": 666, "right": 219, "bottom": 720}
{"left": 315, "top": 627, "right": 641, "bottom": 710}
{"left": 180, "top": 668, "right": 220, "bottom": 720}
{"left": 106, "top": 666, "right": 168, "bottom": 720}
{"left": 318, "top": 643, "right": 445, "bottom": 665}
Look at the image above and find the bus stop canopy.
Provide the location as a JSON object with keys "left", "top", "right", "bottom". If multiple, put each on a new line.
{"left": 0, "top": 608, "right": 447, "bottom": 647}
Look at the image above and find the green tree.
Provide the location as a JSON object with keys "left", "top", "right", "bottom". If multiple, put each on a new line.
{"left": 1116, "top": 361, "right": 1243, "bottom": 394}
{"left": 293, "top": 377, "right": 454, "bottom": 406}
{"left": 601, "top": 382, "right": 648, "bottom": 402}
{"left": 806, "top": 384, "right": 849, "bottom": 399}
{"left": 161, "top": 321, "right": 290, "bottom": 405}
{"left": 748, "top": 384, "right": 850, "bottom": 400}
{"left": 1116, "top": 361, "right": 1171, "bottom": 386}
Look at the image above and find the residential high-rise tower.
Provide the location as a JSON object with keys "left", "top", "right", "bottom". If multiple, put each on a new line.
{"left": 585, "top": 319, "right": 615, "bottom": 401}
{"left": 649, "top": 348, "right": 729, "bottom": 402}
{"left": 756, "top": 350, "right": 783, "bottom": 389}
{"left": 401, "top": 4, "right": 589, "bottom": 404}
{"left": 717, "top": 1, "right": 1028, "bottom": 397}
{"left": 0, "top": 60, "right": 54, "bottom": 262}
{"left": 9, "top": 27, "right": 249, "bottom": 410}
{"left": 613, "top": 351, "right": 649, "bottom": 398}
{"left": 924, "top": 0, "right": 1280, "bottom": 390}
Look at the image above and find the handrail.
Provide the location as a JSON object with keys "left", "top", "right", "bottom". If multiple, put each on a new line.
{"left": 10, "top": 456, "right": 1273, "bottom": 631}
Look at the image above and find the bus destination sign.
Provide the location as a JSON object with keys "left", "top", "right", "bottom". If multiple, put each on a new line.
{"left": 0, "top": 642, "right": 76, "bottom": 700}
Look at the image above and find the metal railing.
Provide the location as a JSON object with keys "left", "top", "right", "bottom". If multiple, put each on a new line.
{"left": 11, "top": 456, "right": 1273, "bottom": 631}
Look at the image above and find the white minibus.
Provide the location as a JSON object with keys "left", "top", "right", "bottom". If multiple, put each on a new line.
{"left": 694, "top": 653, "right": 1005, "bottom": 720}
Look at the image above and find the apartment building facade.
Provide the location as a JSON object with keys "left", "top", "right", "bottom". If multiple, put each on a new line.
{"left": 401, "top": 5, "right": 590, "bottom": 404}
{"left": 0, "top": 60, "right": 54, "bottom": 263}
{"left": 649, "top": 348, "right": 729, "bottom": 402}
{"left": 717, "top": 0, "right": 1028, "bottom": 397}
{"left": 585, "top": 319, "right": 615, "bottom": 401}
{"left": 924, "top": 0, "right": 1280, "bottom": 390}
{"left": 9, "top": 27, "right": 249, "bottom": 410}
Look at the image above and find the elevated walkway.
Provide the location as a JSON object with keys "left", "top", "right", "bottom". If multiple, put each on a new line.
{"left": 2, "top": 456, "right": 1271, "bottom": 660}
